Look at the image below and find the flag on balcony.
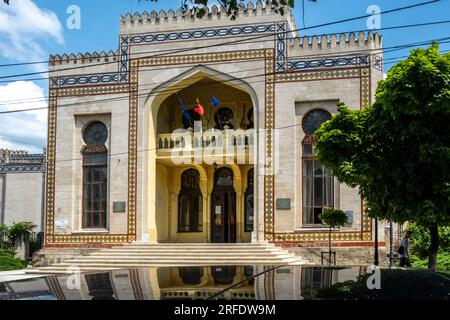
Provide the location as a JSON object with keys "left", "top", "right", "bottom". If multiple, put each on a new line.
{"left": 194, "top": 99, "right": 205, "bottom": 117}
{"left": 177, "top": 97, "right": 192, "bottom": 121}
{"left": 210, "top": 95, "right": 221, "bottom": 107}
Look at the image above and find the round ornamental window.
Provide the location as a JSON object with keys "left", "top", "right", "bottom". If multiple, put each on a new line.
{"left": 83, "top": 121, "right": 108, "bottom": 145}
{"left": 302, "top": 110, "right": 332, "bottom": 135}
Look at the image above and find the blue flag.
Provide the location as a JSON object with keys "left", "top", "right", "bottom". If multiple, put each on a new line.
{"left": 178, "top": 97, "right": 192, "bottom": 121}
{"left": 210, "top": 95, "right": 221, "bottom": 107}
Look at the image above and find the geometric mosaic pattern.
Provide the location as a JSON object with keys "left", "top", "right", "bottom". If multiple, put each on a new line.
{"left": 128, "top": 23, "right": 276, "bottom": 45}
{"left": 269, "top": 67, "right": 373, "bottom": 243}
{"left": 275, "top": 22, "right": 287, "bottom": 72}
{"left": 127, "top": 61, "right": 139, "bottom": 242}
{"left": 287, "top": 54, "right": 370, "bottom": 71}
{"left": 264, "top": 50, "right": 275, "bottom": 240}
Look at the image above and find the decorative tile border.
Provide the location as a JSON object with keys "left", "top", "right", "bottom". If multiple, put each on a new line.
{"left": 128, "top": 61, "right": 139, "bottom": 241}
{"left": 1, "top": 165, "right": 45, "bottom": 173}
{"left": 264, "top": 49, "right": 275, "bottom": 240}
{"left": 50, "top": 72, "right": 120, "bottom": 89}
{"left": 139, "top": 49, "right": 266, "bottom": 67}
{"left": 274, "top": 232, "right": 365, "bottom": 242}
{"left": 275, "top": 22, "right": 287, "bottom": 72}
{"left": 275, "top": 68, "right": 362, "bottom": 83}
{"left": 56, "top": 84, "right": 130, "bottom": 97}
{"left": 119, "top": 36, "right": 130, "bottom": 82}
{"left": 45, "top": 91, "right": 58, "bottom": 242}
{"left": 360, "top": 68, "right": 371, "bottom": 235}
{"left": 128, "top": 22, "right": 276, "bottom": 45}
{"left": 270, "top": 67, "right": 373, "bottom": 243}
{"left": 45, "top": 83, "right": 133, "bottom": 244}
{"left": 52, "top": 234, "right": 129, "bottom": 243}
{"left": 287, "top": 54, "right": 370, "bottom": 71}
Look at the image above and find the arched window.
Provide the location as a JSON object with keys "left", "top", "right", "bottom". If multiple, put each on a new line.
{"left": 302, "top": 110, "right": 333, "bottom": 225}
{"left": 179, "top": 267, "right": 204, "bottom": 285}
{"left": 82, "top": 121, "right": 108, "bottom": 229}
{"left": 178, "top": 169, "right": 203, "bottom": 232}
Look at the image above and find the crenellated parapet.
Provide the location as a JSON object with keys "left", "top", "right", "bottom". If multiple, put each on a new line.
{"left": 287, "top": 32, "right": 383, "bottom": 71}
{"left": 290, "top": 32, "right": 382, "bottom": 51}
{"left": 49, "top": 50, "right": 119, "bottom": 66}
{"left": 119, "top": 1, "right": 295, "bottom": 33}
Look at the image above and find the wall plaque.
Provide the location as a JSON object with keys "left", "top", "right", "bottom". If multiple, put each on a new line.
{"left": 276, "top": 198, "right": 291, "bottom": 210}
{"left": 113, "top": 202, "right": 126, "bottom": 213}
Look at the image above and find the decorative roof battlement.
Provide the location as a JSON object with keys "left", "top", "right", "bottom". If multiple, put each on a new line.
{"left": 0, "top": 149, "right": 45, "bottom": 173}
{"left": 0, "top": 149, "right": 28, "bottom": 161}
{"left": 49, "top": 50, "right": 119, "bottom": 66}
{"left": 119, "top": 1, "right": 295, "bottom": 33}
{"left": 290, "top": 32, "right": 382, "bottom": 50}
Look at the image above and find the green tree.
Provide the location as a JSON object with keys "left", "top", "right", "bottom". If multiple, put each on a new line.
{"left": 315, "top": 43, "right": 450, "bottom": 270}
{"left": 319, "top": 208, "right": 348, "bottom": 261}
{"left": 139, "top": 0, "right": 295, "bottom": 19}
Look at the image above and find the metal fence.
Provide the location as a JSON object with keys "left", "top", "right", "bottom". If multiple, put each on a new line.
{"left": 1, "top": 232, "right": 43, "bottom": 258}
{"left": 0, "top": 233, "right": 14, "bottom": 252}
{"left": 28, "top": 232, "right": 44, "bottom": 258}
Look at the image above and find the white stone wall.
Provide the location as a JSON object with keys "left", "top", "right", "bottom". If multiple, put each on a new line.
{"left": 2, "top": 172, "right": 44, "bottom": 231}
{"left": 53, "top": 94, "right": 130, "bottom": 235}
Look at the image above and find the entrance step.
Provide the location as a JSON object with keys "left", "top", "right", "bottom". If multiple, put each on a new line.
{"left": 27, "top": 243, "right": 308, "bottom": 274}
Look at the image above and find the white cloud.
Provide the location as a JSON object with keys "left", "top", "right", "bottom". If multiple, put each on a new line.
{"left": 0, "top": 0, "right": 64, "bottom": 69}
{"left": 0, "top": 81, "right": 47, "bottom": 153}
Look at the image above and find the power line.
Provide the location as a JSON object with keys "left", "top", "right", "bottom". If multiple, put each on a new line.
{"left": 1, "top": 35, "right": 449, "bottom": 109}
{"left": 0, "top": 0, "right": 441, "bottom": 80}
{"left": 1, "top": 18, "right": 449, "bottom": 88}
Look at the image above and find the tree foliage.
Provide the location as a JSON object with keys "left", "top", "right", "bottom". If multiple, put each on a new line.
{"left": 139, "top": 0, "right": 295, "bottom": 19}
{"left": 315, "top": 43, "right": 450, "bottom": 269}
{"left": 406, "top": 223, "right": 450, "bottom": 258}
{"left": 319, "top": 208, "right": 348, "bottom": 228}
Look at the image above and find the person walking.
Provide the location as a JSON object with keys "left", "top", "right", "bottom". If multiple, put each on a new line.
{"left": 398, "top": 231, "right": 412, "bottom": 267}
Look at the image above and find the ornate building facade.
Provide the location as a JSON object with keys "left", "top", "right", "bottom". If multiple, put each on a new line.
{"left": 44, "top": 2, "right": 385, "bottom": 250}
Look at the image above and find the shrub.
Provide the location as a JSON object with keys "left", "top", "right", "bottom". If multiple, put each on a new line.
{"left": 406, "top": 223, "right": 450, "bottom": 259}
{"left": 0, "top": 250, "right": 27, "bottom": 271}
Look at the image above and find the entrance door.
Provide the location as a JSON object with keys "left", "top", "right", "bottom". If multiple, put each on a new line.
{"left": 211, "top": 167, "right": 236, "bottom": 243}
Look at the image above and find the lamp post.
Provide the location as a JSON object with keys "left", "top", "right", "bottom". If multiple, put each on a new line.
{"left": 389, "top": 221, "right": 394, "bottom": 268}
{"left": 374, "top": 218, "right": 379, "bottom": 266}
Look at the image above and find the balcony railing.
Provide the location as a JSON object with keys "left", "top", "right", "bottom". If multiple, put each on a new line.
{"left": 157, "top": 129, "right": 255, "bottom": 152}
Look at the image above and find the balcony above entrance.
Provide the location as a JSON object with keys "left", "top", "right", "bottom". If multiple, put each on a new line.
{"left": 155, "top": 77, "right": 256, "bottom": 166}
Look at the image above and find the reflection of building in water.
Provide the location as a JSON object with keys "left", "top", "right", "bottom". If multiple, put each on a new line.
{"left": 46, "top": 267, "right": 255, "bottom": 300}
{"left": 158, "top": 266, "right": 255, "bottom": 300}
{"left": 2, "top": 266, "right": 365, "bottom": 300}
{"left": 255, "top": 266, "right": 365, "bottom": 300}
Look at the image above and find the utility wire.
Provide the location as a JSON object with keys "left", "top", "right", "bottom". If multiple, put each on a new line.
{"left": 0, "top": 35, "right": 449, "bottom": 109}
{"left": 0, "top": 0, "right": 441, "bottom": 80}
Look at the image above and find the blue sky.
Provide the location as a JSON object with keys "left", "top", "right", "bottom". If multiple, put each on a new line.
{"left": 0, "top": 0, "right": 449, "bottom": 152}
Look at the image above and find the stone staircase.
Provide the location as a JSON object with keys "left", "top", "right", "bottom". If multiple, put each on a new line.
{"left": 28, "top": 243, "right": 308, "bottom": 274}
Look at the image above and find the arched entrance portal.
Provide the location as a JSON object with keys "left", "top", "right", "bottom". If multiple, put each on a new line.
{"left": 211, "top": 167, "right": 236, "bottom": 243}
{"left": 146, "top": 66, "right": 259, "bottom": 243}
